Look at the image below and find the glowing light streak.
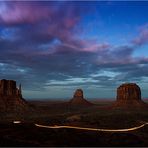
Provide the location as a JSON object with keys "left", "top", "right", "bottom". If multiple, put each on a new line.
{"left": 13, "top": 121, "right": 21, "bottom": 124}
{"left": 35, "top": 122, "right": 148, "bottom": 132}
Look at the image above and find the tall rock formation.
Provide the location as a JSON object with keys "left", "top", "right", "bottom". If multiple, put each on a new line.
{"left": 0, "top": 79, "right": 28, "bottom": 112}
{"left": 113, "top": 83, "right": 147, "bottom": 108}
{"left": 0, "top": 79, "right": 22, "bottom": 97}
{"left": 69, "top": 89, "right": 92, "bottom": 106}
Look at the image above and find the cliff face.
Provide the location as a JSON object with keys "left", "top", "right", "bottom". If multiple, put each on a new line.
{"left": 0, "top": 79, "right": 22, "bottom": 97}
{"left": 0, "top": 79, "right": 28, "bottom": 112}
{"left": 69, "top": 89, "right": 92, "bottom": 106}
{"left": 114, "top": 83, "right": 147, "bottom": 108}
{"left": 117, "top": 83, "right": 141, "bottom": 101}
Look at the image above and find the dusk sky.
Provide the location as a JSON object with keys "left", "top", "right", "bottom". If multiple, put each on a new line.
{"left": 0, "top": 1, "right": 148, "bottom": 99}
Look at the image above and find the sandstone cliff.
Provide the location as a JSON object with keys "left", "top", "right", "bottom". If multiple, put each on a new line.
{"left": 113, "top": 83, "right": 147, "bottom": 108}
{"left": 0, "top": 79, "right": 28, "bottom": 113}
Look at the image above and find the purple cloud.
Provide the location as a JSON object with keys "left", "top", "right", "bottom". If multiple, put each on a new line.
{"left": 0, "top": 1, "right": 85, "bottom": 52}
{"left": 0, "top": 2, "right": 47, "bottom": 24}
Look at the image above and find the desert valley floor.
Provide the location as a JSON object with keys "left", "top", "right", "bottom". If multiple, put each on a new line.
{"left": 0, "top": 99, "right": 148, "bottom": 147}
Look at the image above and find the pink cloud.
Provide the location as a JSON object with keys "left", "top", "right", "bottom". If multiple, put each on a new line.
{"left": 132, "top": 24, "right": 148, "bottom": 46}
{"left": 0, "top": 2, "right": 82, "bottom": 50}
{"left": 64, "top": 17, "right": 79, "bottom": 29}
{"left": 0, "top": 2, "right": 53, "bottom": 24}
{"left": 82, "top": 42, "right": 110, "bottom": 52}
{"left": 0, "top": 1, "right": 81, "bottom": 30}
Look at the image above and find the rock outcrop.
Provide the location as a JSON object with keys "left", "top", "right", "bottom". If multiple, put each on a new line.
{"left": 113, "top": 83, "right": 147, "bottom": 108}
{"left": 117, "top": 83, "right": 141, "bottom": 101}
{"left": 69, "top": 89, "right": 92, "bottom": 106}
{"left": 0, "top": 79, "right": 28, "bottom": 113}
{"left": 0, "top": 79, "right": 22, "bottom": 97}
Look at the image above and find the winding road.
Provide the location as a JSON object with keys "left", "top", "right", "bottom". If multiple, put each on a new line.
{"left": 13, "top": 121, "right": 148, "bottom": 132}
{"left": 35, "top": 122, "right": 148, "bottom": 132}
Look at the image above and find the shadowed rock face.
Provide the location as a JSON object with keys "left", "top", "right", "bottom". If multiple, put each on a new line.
{"left": 0, "top": 79, "right": 28, "bottom": 112}
{"left": 69, "top": 89, "right": 92, "bottom": 106}
{"left": 114, "top": 83, "right": 147, "bottom": 108}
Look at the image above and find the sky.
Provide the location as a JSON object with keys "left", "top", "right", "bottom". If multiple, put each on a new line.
{"left": 0, "top": 1, "right": 148, "bottom": 99}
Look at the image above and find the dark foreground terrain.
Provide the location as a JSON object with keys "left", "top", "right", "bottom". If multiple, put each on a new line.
{"left": 0, "top": 99, "right": 148, "bottom": 147}
{"left": 0, "top": 122, "right": 148, "bottom": 147}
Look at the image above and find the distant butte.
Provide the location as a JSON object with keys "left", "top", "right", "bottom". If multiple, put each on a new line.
{"left": 69, "top": 89, "right": 93, "bottom": 106}
{"left": 0, "top": 79, "right": 28, "bottom": 113}
{"left": 113, "top": 83, "right": 147, "bottom": 108}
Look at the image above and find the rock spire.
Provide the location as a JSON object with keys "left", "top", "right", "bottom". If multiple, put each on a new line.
{"left": 69, "top": 89, "right": 92, "bottom": 106}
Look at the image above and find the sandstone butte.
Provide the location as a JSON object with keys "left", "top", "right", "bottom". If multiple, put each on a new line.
{"left": 113, "top": 83, "right": 147, "bottom": 108}
{"left": 0, "top": 79, "right": 28, "bottom": 113}
{"left": 69, "top": 89, "right": 93, "bottom": 106}
{"left": 1, "top": 79, "right": 147, "bottom": 112}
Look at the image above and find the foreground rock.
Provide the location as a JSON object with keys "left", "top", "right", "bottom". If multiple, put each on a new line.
{"left": 113, "top": 83, "right": 147, "bottom": 108}
{"left": 69, "top": 89, "right": 92, "bottom": 106}
{"left": 0, "top": 79, "right": 29, "bottom": 113}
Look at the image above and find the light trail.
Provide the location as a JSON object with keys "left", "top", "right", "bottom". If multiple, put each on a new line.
{"left": 13, "top": 121, "right": 21, "bottom": 124}
{"left": 35, "top": 122, "right": 148, "bottom": 132}
{"left": 13, "top": 120, "right": 148, "bottom": 132}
